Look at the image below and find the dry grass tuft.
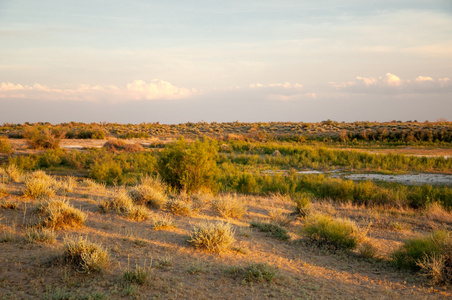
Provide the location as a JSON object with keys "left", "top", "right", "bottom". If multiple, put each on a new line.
{"left": 104, "top": 139, "right": 144, "bottom": 153}
{"left": 152, "top": 214, "right": 176, "bottom": 230}
{"left": 35, "top": 199, "right": 87, "bottom": 229}
{"left": 188, "top": 221, "right": 235, "bottom": 252}
{"left": 425, "top": 202, "right": 452, "bottom": 224}
{"left": 63, "top": 236, "right": 109, "bottom": 273}
{"left": 24, "top": 227, "right": 56, "bottom": 243}
{"left": 166, "top": 198, "right": 192, "bottom": 216}
{"left": 100, "top": 189, "right": 149, "bottom": 221}
{"left": 211, "top": 194, "right": 247, "bottom": 219}
{"left": 6, "top": 164, "right": 22, "bottom": 183}
{"left": 129, "top": 183, "right": 168, "bottom": 209}
{"left": 23, "top": 171, "right": 56, "bottom": 199}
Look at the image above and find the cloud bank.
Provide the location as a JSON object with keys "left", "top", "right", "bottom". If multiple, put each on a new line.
{"left": 0, "top": 79, "right": 196, "bottom": 101}
{"left": 329, "top": 73, "right": 452, "bottom": 95}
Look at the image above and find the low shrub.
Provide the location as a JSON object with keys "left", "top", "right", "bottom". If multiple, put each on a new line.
{"left": 0, "top": 200, "right": 18, "bottom": 209}
{"left": 123, "top": 264, "right": 150, "bottom": 285}
{"left": 24, "top": 227, "right": 56, "bottom": 243}
{"left": 211, "top": 194, "right": 247, "bottom": 219}
{"left": 6, "top": 164, "right": 22, "bottom": 183}
{"left": 250, "top": 221, "right": 290, "bottom": 240}
{"left": 166, "top": 198, "right": 192, "bottom": 216}
{"left": 35, "top": 199, "right": 87, "bottom": 229}
{"left": 188, "top": 221, "right": 235, "bottom": 252}
{"left": 303, "top": 214, "right": 366, "bottom": 250}
{"left": 229, "top": 263, "right": 277, "bottom": 283}
{"left": 24, "top": 127, "right": 61, "bottom": 149}
{"left": 292, "top": 193, "right": 311, "bottom": 218}
{"left": 152, "top": 214, "right": 176, "bottom": 230}
{"left": 23, "top": 171, "right": 56, "bottom": 199}
{"left": 63, "top": 236, "right": 109, "bottom": 273}
{"left": 268, "top": 207, "right": 293, "bottom": 227}
{"left": 392, "top": 230, "right": 450, "bottom": 271}
{"left": 100, "top": 190, "right": 149, "bottom": 221}
{"left": 129, "top": 180, "right": 168, "bottom": 209}
{"left": 104, "top": 139, "right": 143, "bottom": 153}
{"left": 0, "top": 137, "right": 12, "bottom": 154}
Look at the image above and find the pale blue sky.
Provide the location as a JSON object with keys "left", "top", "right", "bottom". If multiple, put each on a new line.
{"left": 1, "top": 0, "right": 451, "bottom": 123}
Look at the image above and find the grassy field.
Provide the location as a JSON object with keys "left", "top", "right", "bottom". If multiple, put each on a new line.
{"left": 0, "top": 122, "right": 452, "bottom": 299}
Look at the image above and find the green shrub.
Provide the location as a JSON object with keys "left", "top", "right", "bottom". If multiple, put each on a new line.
{"left": 236, "top": 173, "right": 258, "bottom": 194}
{"left": 123, "top": 264, "right": 150, "bottom": 285}
{"left": 250, "top": 221, "right": 290, "bottom": 240}
{"left": 63, "top": 236, "right": 109, "bottom": 273}
{"left": 303, "top": 214, "right": 366, "bottom": 250}
{"left": 227, "top": 262, "right": 277, "bottom": 283}
{"left": 392, "top": 230, "right": 450, "bottom": 271}
{"left": 0, "top": 137, "right": 12, "bottom": 154}
{"left": 211, "top": 194, "right": 247, "bottom": 219}
{"left": 188, "top": 222, "right": 235, "bottom": 252}
{"left": 292, "top": 193, "right": 311, "bottom": 218}
{"left": 24, "top": 127, "right": 61, "bottom": 149}
{"left": 89, "top": 161, "right": 123, "bottom": 185}
{"left": 158, "top": 138, "right": 218, "bottom": 193}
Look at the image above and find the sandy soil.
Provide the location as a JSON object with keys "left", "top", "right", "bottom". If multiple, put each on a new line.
{"left": 1, "top": 178, "right": 452, "bottom": 299}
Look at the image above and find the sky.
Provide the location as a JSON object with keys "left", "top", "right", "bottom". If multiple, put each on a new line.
{"left": 0, "top": 0, "right": 451, "bottom": 124}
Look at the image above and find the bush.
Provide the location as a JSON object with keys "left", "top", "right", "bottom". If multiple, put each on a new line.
{"left": 24, "top": 127, "right": 61, "bottom": 149}
{"left": 166, "top": 198, "right": 192, "bottom": 216}
{"left": 250, "top": 221, "right": 290, "bottom": 240}
{"left": 392, "top": 230, "right": 450, "bottom": 271}
{"left": 211, "top": 194, "right": 247, "bottom": 219}
{"left": 188, "top": 222, "right": 235, "bottom": 252}
{"left": 123, "top": 264, "right": 149, "bottom": 285}
{"left": 303, "top": 214, "right": 366, "bottom": 250}
{"left": 152, "top": 214, "right": 176, "bottom": 230}
{"left": 23, "top": 171, "right": 56, "bottom": 199}
{"left": 128, "top": 176, "right": 168, "bottom": 208}
{"left": 0, "top": 137, "right": 12, "bottom": 154}
{"left": 63, "top": 236, "right": 109, "bottom": 273}
{"left": 35, "top": 199, "right": 87, "bottom": 229}
{"left": 24, "top": 227, "right": 56, "bottom": 243}
{"left": 158, "top": 138, "right": 218, "bottom": 193}
{"left": 104, "top": 139, "right": 143, "bottom": 153}
{"left": 89, "top": 161, "right": 123, "bottom": 185}
{"left": 227, "top": 263, "right": 277, "bottom": 283}
{"left": 292, "top": 193, "right": 311, "bottom": 218}
{"left": 100, "top": 190, "right": 149, "bottom": 221}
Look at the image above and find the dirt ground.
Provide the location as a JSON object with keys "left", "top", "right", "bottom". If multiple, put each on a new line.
{"left": 1, "top": 178, "right": 452, "bottom": 299}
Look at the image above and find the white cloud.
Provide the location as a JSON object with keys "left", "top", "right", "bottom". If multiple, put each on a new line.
{"left": 0, "top": 79, "right": 196, "bottom": 101}
{"left": 415, "top": 76, "right": 434, "bottom": 82}
{"left": 330, "top": 73, "right": 452, "bottom": 95}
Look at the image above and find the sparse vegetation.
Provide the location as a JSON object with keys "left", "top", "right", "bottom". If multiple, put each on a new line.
{"left": 0, "top": 121, "right": 452, "bottom": 297}
{"left": 35, "top": 199, "right": 87, "bottom": 229}
{"left": 24, "top": 227, "right": 56, "bottom": 243}
{"left": 188, "top": 221, "right": 235, "bottom": 252}
{"left": 0, "top": 137, "right": 12, "bottom": 154}
{"left": 211, "top": 194, "right": 247, "bottom": 219}
{"left": 63, "top": 236, "right": 109, "bottom": 273}
{"left": 392, "top": 230, "right": 451, "bottom": 271}
{"left": 303, "top": 214, "right": 367, "bottom": 250}
{"left": 100, "top": 190, "right": 149, "bottom": 221}
{"left": 250, "top": 221, "right": 291, "bottom": 240}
